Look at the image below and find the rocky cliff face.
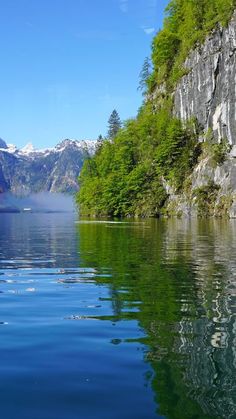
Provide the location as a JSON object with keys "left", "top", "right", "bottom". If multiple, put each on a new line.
{"left": 174, "top": 11, "right": 236, "bottom": 145}
{"left": 0, "top": 139, "right": 96, "bottom": 195}
{"left": 166, "top": 11, "right": 236, "bottom": 218}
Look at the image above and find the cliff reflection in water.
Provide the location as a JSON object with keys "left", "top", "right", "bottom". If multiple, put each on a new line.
{"left": 77, "top": 219, "right": 236, "bottom": 419}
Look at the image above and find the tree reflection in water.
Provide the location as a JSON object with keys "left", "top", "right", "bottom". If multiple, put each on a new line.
{"left": 77, "top": 218, "right": 236, "bottom": 419}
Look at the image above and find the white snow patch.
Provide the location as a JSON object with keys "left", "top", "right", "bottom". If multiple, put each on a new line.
{"left": 6, "top": 144, "right": 18, "bottom": 153}
{"left": 0, "top": 139, "right": 97, "bottom": 158}
{"left": 20, "top": 142, "right": 35, "bottom": 155}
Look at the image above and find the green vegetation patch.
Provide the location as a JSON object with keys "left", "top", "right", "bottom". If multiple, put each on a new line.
{"left": 77, "top": 0, "right": 236, "bottom": 218}
{"left": 77, "top": 108, "right": 201, "bottom": 217}
{"left": 193, "top": 181, "right": 220, "bottom": 217}
{"left": 202, "top": 130, "right": 232, "bottom": 167}
{"left": 150, "top": 0, "right": 236, "bottom": 91}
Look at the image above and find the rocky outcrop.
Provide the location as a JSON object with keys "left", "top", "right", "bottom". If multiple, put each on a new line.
{"left": 0, "top": 138, "right": 7, "bottom": 149}
{"left": 166, "top": 11, "right": 236, "bottom": 218}
{"left": 0, "top": 139, "right": 96, "bottom": 195}
{"left": 165, "top": 153, "right": 236, "bottom": 218}
{"left": 174, "top": 11, "right": 236, "bottom": 145}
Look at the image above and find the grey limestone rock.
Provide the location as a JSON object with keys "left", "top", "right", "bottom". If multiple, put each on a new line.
{"left": 166, "top": 11, "right": 236, "bottom": 217}
{"left": 174, "top": 11, "right": 236, "bottom": 145}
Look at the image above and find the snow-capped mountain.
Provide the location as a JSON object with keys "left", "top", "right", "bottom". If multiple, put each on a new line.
{"left": 0, "top": 138, "right": 97, "bottom": 195}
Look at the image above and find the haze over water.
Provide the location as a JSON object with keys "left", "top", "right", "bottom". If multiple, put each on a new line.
{"left": 0, "top": 214, "right": 235, "bottom": 418}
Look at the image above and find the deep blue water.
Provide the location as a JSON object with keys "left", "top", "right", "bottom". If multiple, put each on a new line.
{"left": 0, "top": 214, "right": 235, "bottom": 418}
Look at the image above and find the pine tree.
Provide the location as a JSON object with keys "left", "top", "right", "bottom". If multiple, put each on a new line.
{"left": 107, "top": 110, "right": 122, "bottom": 140}
{"left": 95, "top": 134, "right": 104, "bottom": 154}
{"left": 138, "top": 57, "right": 152, "bottom": 95}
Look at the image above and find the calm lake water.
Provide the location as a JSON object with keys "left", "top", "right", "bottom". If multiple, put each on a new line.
{"left": 0, "top": 214, "right": 235, "bottom": 419}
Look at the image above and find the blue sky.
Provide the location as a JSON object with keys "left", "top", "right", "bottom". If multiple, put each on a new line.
{"left": 0, "top": 0, "right": 168, "bottom": 148}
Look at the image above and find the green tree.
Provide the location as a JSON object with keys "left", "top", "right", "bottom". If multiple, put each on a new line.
{"left": 95, "top": 134, "right": 104, "bottom": 154}
{"left": 77, "top": 1, "right": 236, "bottom": 218}
{"left": 107, "top": 110, "right": 122, "bottom": 140}
{"left": 138, "top": 57, "right": 152, "bottom": 95}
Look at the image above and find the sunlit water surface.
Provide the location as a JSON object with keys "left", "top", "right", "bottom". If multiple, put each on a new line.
{"left": 0, "top": 214, "right": 235, "bottom": 419}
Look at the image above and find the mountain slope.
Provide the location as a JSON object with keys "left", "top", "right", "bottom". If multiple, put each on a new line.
{"left": 77, "top": 1, "right": 236, "bottom": 218}
{"left": 0, "top": 139, "right": 96, "bottom": 195}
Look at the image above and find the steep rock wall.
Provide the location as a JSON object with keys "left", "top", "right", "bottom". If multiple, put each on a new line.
{"left": 174, "top": 11, "right": 236, "bottom": 145}
{"left": 165, "top": 154, "right": 236, "bottom": 218}
{"left": 166, "top": 11, "right": 236, "bottom": 218}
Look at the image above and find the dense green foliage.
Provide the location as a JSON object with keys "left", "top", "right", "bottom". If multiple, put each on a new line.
{"left": 150, "top": 0, "right": 236, "bottom": 90}
{"left": 193, "top": 181, "right": 220, "bottom": 217}
{"left": 77, "top": 0, "right": 236, "bottom": 217}
{"left": 78, "top": 107, "right": 201, "bottom": 217}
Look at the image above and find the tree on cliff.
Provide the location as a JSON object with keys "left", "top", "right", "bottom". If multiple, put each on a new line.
{"left": 77, "top": 0, "right": 235, "bottom": 218}
{"left": 107, "top": 110, "right": 122, "bottom": 140}
{"left": 138, "top": 57, "right": 152, "bottom": 95}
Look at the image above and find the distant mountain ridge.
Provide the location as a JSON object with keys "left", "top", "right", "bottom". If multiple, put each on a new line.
{"left": 0, "top": 138, "right": 96, "bottom": 195}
